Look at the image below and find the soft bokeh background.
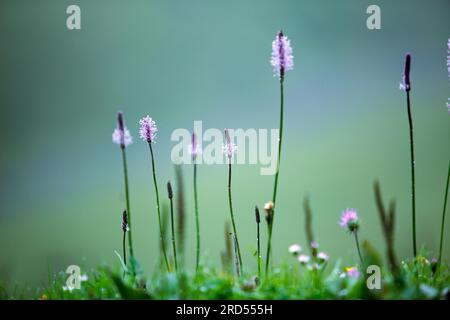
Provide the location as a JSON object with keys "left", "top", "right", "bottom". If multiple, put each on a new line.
{"left": 0, "top": 0, "right": 449, "bottom": 289}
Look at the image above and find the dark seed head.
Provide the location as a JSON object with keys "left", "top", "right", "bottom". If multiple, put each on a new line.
{"left": 255, "top": 206, "right": 260, "bottom": 224}
{"left": 122, "top": 209, "right": 128, "bottom": 232}
{"left": 167, "top": 181, "right": 173, "bottom": 199}
{"left": 431, "top": 257, "right": 438, "bottom": 275}
{"left": 117, "top": 111, "right": 124, "bottom": 132}
{"left": 404, "top": 53, "right": 411, "bottom": 91}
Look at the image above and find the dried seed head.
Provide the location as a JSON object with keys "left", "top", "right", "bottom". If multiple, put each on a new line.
{"left": 117, "top": 111, "right": 124, "bottom": 131}
{"left": 431, "top": 257, "right": 438, "bottom": 274}
{"left": 122, "top": 209, "right": 129, "bottom": 232}
{"left": 167, "top": 181, "right": 173, "bottom": 199}
{"left": 404, "top": 53, "right": 411, "bottom": 91}
{"left": 264, "top": 201, "right": 274, "bottom": 224}
{"left": 400, "top": 53, "right": 412, "bottom": 92}
{"left": 255, "top": 206, "right": 260, "bottom": 224}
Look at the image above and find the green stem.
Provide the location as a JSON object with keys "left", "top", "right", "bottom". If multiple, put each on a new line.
{"left": 121, "top": 148, "right": 134, "bottom": 259}
{"left": 257, "top": 221, "right": 261, "bottom": 282}
{"left": 169, "top": 193, "right": 178, "bottom": 272}
{"left": 438, "top": 161, "right": 450, "bottom": 267}
{"left": 194, "top": 162, "right": 200, "bottom": 272}
{"left": 265, "top": 79, "right": 284, "bottom": 276}
{"left": 148, "top": 143, "right": 170, "bottom": 272}
{"left": 406, "top": 91, "right": 417, "bottom": 257}
{"left": 227, "top": 162, "right": 243, "bottom": 272}
{"left": 354, "top": 231, "right": 364, "bottom": 267}
{"left": 122, "top": 231, "right": 127, "bottom": 266}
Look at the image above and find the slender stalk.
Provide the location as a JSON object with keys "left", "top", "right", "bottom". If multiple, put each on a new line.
{"left": 224, "top": 221, "right": 232, "bottom": 273}
{"left": 148, "top": 142, "right": 170, "bottom": 272}
{"left": 256, "top": 212, "right": 261, "bottom": 281}
{"left": 175, "top": 165, "right": 186, "bottom": 265}
{"left": 121, "top": 148, "right": 134, "bottom": 258}
{"left": 232, "top": 233, "right": 241, "bottom": 278}
{"left": 438, "top": 161, "right": 450, "bottom": 267}
{"left": 373, "top": 181, "right": 399, "bottom": 274}
{"left": 227, "top": 162, "right": 243, "bottom": 271}
{"left": 266, "top": 79, "right": 284, "bottom": 276}
{"left": 406, "top": 90, "right": 417, "bottom": 257}
{"left": 193, "top": 162, "right": 200, "bottom": 272}
{"left": 167, "top": 182, "right": 178, "bottom": 272}
{"left": 354, "top": 231, "right": 364, "bottom": 267}
{"left": 122, "top": 231, "right": 127, "bottom": 266}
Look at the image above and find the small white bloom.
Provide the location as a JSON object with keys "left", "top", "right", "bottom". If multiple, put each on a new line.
{"left": 317, "top": 252, "right": 329, "bottom": 262}
{"left": 79, "top": 274, "right": 88, "bottom": 282}
{"left": 298, "top": 254, "right": 310, "bottom": 264}
{"left": 288, "top": 244, "right": 302, "bottom": 255}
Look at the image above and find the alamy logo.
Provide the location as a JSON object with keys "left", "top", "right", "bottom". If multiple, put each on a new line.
{"left": 171, "top": 121, "right": 279, "bottom": 175}
{"left": 66, "top": 5, "right": 81, "bottom": 30}
{"left": 366, "top": 5, "right": 381, "bottom": 30}
{"left": 63, "top": 265, "right": 88, "bottom": 291}
{"left": 366, "top": 265, "right": 381, "bottom": 290}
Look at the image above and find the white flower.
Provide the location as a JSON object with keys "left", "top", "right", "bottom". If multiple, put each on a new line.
{"left": 79, "top": 274, "right": 88, "bottom": 282}
{"left": 298, "top": 254, "right": 310, "bottom": 264}
{"left": 288, "top": 244, "right": 302, "bottom": 255}
{"left": 317, "top": 252, "right": 329, "bottom": 262}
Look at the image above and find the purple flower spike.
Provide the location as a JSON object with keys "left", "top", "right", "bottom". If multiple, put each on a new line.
{"left": 189, "top": 132, "right": 201, "bottom": 160}
{"left": 447, "top": 39, "right": 450, "bottom": 113}
{"left": 222, "top": 128, "right": 237, "bottom": 159}
{"left": 400, "top": 53, "right": 411, "bottom": 92}
{"left": 447, "top": 38, "right": 450, "bottom": 79}
{"left": 339, "top": 208, "right": 360, "bottom": 232}
{"left": 112, "top": 111, "right": 133, "bottom": 148}
{"left": 271, "top": 30, "right": 294, "bottom": 80}
{"left": 139, "top": 116, "right": 158, "bottom": 143}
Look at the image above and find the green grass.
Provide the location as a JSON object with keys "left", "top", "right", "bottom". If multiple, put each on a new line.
{"left": 1, "top": 251, "right": 449, "bottom": 300}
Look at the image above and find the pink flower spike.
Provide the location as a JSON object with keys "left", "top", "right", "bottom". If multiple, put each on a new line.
{"left": 112, "top": 111, "right": 133, "bottom": 148}
{"left": 189, "top": 132, "right": 201, "bottom": 160}
{"left": 271, "top": 30, "right": 294, "bottom": 80}
{"left": 339, "top": 208, "right": 360, "bottom": 232}
{"left": 222, "top": 129, "right": 237, "bottom": 159}
{"left": 139, "top": 116, "right": 158, "bottom": 143}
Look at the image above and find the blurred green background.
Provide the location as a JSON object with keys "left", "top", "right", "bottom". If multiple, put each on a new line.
{"left": 0, "top": 0, "right": 449, "bottom": 289}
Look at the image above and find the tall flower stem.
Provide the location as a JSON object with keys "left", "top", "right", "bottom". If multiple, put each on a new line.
{"left": 438, "top": 161, "right": 450, "bottom": 267}
{"left": 266, "top": 79, "right": 284, "bottom": 276}
{"left": 121, "top": 148, "right": 134, "bottom": 259}
{"left": 193, "top": 162, "right": 200, "bottom": 272}
{"left": 255, "top": 206, "right": 261, "bottom": 282}
{"left": 232, "top": 233, "right": 241, "bottom": 278}
{"left": 148, "top": 142, "right": 170, "bottom": 272}
{"left": 354, "top": 231, "right": 364, "bottom": 267}
{"left": 406, "top": 90, "right": 417, "bottom": 257}
{"left": 227, "top": 162, "right": 243, "bottom": 272}
{"left": 122, "top": 230, "right": 127, "bottom": 266}
{"left": 167, "top": 182, "right": 178, "bottom": 272}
